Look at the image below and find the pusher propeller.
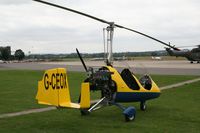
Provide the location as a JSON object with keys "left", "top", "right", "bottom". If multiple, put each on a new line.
{"left": 76, "top": 48, "right": 88, "bottom": 72}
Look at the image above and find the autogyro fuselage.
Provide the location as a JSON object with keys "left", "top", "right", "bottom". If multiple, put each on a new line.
{"left": 33, "top": 0, "right": 163, "bottom": 121}
{"left": 36, "top": 49, "right": 161, "bottom": 122}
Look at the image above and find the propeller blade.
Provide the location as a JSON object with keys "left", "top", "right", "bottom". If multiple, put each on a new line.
{"left": 33, "top": 0, "right": 180, "bottom": 50}
{"left": 76, "top": 48, "right": 88, "bottom": 72}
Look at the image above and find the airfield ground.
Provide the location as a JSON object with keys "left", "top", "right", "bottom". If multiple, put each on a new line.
{"left": 0, "top": 60, "right": 199, "bottom": 132}
{"left": 0, "top": 60, "right": 200, "bottom": 75}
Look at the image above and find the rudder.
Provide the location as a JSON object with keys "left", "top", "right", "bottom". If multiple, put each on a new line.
{"left": 36, "top": 68, "right": 71, "bottom": 106}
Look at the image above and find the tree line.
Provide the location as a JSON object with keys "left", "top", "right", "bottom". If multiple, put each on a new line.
{"left": 0, "top": 46, "right": 167, "bottom": 61}
{"left": 0, "top": 46, "right": 25, "bottom": 61}
{"left": 27, "top": 50, "right": 167, "bottom": 60}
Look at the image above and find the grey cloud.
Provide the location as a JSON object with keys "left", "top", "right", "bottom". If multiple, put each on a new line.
{"left": 0, "top": 0, "right": 200, "bottom": 53}
{"left": 0, "top": 0, "right": 31, "bottom": 5}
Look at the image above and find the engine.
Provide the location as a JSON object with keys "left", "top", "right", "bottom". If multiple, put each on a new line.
{"left": 86, "top": 67, "right": 116, "bottom": 100}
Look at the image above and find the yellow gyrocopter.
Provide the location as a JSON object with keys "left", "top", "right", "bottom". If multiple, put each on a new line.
{"left": 33, "top": 0, "right": 161, "bottom": 121}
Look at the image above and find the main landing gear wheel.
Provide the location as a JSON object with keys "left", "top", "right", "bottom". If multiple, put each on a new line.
{"left": 140, "top": 102, "right": 147, "bottom": 111}
{"left": 80, "top": 109, "right": 90, "bottom": 116}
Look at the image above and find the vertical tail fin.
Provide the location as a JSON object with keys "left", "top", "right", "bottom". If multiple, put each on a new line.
{"left": 36, "top": 68, "right": 71, "bottom": 106}
{"left": 36, "top": 68, "right": 90, "bottom": 109}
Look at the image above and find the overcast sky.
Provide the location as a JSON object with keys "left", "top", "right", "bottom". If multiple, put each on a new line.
{"left": 0, "top": 0, "right": 199, "bottom": 54}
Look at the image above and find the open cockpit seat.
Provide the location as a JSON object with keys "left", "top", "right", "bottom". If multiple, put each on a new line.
{"left": 120, "top": 69, "right": 140, "bottom": 90}
{"left": 139, "top": 75, "right": 152, "bottom": 90}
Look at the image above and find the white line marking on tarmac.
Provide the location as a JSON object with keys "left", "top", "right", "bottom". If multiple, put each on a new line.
{"left": 0, "top": 77, "right": 199, "bottom": 119}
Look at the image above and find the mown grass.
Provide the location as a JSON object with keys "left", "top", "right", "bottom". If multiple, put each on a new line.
{"left": 0, "top": 70, "right": 86, "bottom": 114}
{"left": 0, "top": 70, "right": 199, "bottom": 133}
{"left": 0, "top": 81, "right": 199, "bottom": 133}
{"left": 150, "top": 74, "right": 199, "bottom": 87}
{"left": 0, "top": 70, "right": 198, "bottom": 114}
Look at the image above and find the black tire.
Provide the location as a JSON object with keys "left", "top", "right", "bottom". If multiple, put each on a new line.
{"left": 140, "top": 102, "right": 146, "bottom": 111}
{"left": 125, "top": 114, "right": 135, "bottom": 122}
{"left": 80, "top": 109, "right": 90, "bottom": 116}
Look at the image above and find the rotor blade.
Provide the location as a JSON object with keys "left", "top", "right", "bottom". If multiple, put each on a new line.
{"left": 177, "top": 45, "right": 199, "bottom": 48}
{"left": 115, "top": 24, "right": 168, "bottom": 46}
{"left": 115, "top": 24, "right": 180, "bottom": 50}
{"left": 33, "top": 0, "right": 111, "bottom": 25}
{"left": 33, "top": 0, "right": 179, "bottom": 50}
{"left": 76, "top": 48, "right": 88, "bottom": 72}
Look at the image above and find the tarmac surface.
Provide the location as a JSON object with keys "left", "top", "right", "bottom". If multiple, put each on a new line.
{"left": 0, "top": 60, "right": 200, "bottom": 75}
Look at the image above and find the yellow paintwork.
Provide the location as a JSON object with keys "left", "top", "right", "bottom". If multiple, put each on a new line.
{"left": 36, "top": 66, "right": 160, "bottom": 109}
{"left": 106, "top": 66, "right": 160, "bottom": 93}
{"left": 80, "top": 83, "right": 90, "bottom": 108}
{"left": 36, "top": 68, "right": 61, "bottom": 106}
{"left": 36, "top": 68, "right": 90, "bottom": 109}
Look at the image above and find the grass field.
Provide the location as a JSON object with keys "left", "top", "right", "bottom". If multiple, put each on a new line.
{"left": 0, "top": 70, "right": 199, "bottom": 133}
{"left": 0, "top": 70, "right": 198, "bottom": 114}
{"left": 0, "top": 70, "right": 86, "bottom": 114}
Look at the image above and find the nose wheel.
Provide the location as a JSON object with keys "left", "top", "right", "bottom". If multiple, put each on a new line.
{"left": 140, "top": 101, "right": 147, "bottom": 111}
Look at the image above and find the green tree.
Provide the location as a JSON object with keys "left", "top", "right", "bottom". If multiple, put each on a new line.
{"left": 14, "top": 49, "right": 25, "bottom": 61}
{"left": 1, "top": 48, "right": 10, "bottom": 60}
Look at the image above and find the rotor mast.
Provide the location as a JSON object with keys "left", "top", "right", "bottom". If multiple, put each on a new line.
{"left": 105, "top": 23, "right": 114, "bottom": 65}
